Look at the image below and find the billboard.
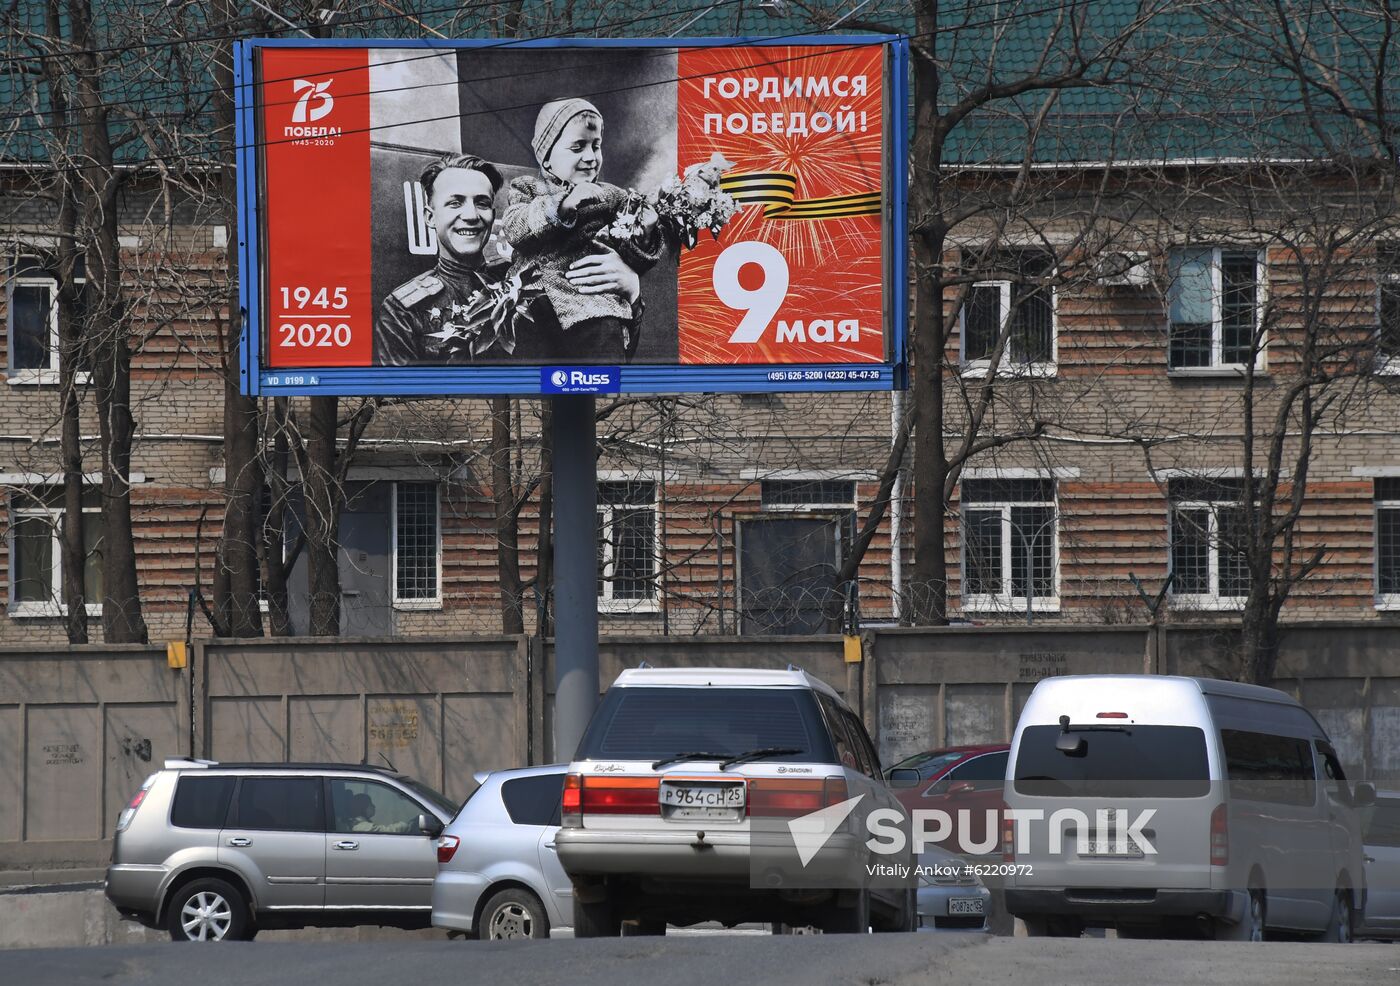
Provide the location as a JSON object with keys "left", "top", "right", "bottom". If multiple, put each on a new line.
{"left": 234, "top": 37, "right": 908, "bottom": 396}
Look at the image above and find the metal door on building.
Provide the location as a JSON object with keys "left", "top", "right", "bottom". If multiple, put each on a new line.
{"left": 736, "top": 514, "right": 846, "bottom": 635}
{"left": 287, "top": 481, "right": 393, "bottom": 636}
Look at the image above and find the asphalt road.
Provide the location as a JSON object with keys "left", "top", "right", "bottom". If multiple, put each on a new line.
{"left": 4, "top": 935, "right": 1399, "bottom": 986}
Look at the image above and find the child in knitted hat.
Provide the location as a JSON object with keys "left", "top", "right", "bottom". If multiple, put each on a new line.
{"left": 499, "top": 98, "right": 662, "bottom": 362}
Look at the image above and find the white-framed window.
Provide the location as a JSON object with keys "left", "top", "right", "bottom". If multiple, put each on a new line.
{"left": 960, "top": 249, "right": 1056, "bottom": 376}
{"left": 6, "top": 255, "right": 88, "bottom": 386}
{"left": 597, "top": 480, "right": 658, "bottom": 612}
{"left": 1377, "top": 245, "right": 1400, "bottom": 375}
{"left": 1377, "top": 478, "right": 1400, "bottom": 609}
{"left": 1167, "top": 246, "right": 1266, "bottom": 373}
{"left": 1168, "top": 477, "right": 1250, "bottom": 609}
{"left": 6, "top": 486, "right": 103, "bottom": 617}
{"left": 391, "top": 481, "right": 440, "bottom": 609}
{"left": 959, "top": 477, "right": 1059, "bottom": 613}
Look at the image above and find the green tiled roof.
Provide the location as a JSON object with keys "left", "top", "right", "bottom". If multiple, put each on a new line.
{"left": 1, "top": 1, "right": 1391, "bottom": 168}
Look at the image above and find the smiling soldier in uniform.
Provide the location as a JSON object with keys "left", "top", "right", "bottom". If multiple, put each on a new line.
{"left": 376, "top": 151, "right": 645, "bottom": 365}
{"left": 374, "top": 153, "right": 509, "bottom": 365}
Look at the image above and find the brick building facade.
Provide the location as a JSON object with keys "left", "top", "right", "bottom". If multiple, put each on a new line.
{"left": 2, "top": 171, "right": 1399, "bottom": 643}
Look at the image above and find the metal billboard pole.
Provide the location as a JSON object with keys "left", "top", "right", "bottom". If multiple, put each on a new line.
{"left": 551, "top": 394, "right": 600, "bottom": 762}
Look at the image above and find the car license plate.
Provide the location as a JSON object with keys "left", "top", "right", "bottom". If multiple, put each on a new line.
{"left": 948, "top": 898, "right": 984, "bottom": 916}
{"left": 659, "top": 780, "right": 746, "bottom": 819}
{"left": 1080, "top": 839, "right": 1145, "bottom": 858}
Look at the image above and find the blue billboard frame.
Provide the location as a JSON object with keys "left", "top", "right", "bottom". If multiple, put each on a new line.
{"left": 234, "top": 35, "right": 909, "bottom": 397}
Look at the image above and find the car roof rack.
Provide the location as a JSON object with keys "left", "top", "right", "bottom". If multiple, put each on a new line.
{"left": 164, "top": 757, "right": 218, "bottom": 769}
{"left": 212, "top": 761, "right": 401, "bottom": 773}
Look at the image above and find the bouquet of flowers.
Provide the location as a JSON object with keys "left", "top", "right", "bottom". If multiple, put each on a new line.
{"left": 600, "top": 153, "right": 738, "bottom": 252}
{"left": 425, "top": 266, "right": 542, "bottom": 359}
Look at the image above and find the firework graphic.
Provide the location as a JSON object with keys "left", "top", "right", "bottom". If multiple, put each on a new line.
{"left": 676, "top": 45, "right": 887, "bottom": 365}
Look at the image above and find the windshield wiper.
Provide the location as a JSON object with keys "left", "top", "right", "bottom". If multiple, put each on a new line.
{"left": 720, "top": 747, "right": 802, "bottom": 771}
{"left": 651, "top": 751, "right": 733, "bottom": 770}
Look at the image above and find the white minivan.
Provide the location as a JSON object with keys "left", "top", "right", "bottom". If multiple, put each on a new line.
{"left": 1002, "top": 675, "right": 1374, "bottom": 941}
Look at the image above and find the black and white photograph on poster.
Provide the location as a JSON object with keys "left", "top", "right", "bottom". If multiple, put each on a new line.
{"left": 368, "top": 47, "right": 679, "bottom": 366}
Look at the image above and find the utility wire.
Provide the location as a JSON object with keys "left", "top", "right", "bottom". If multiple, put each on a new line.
{"left": 5, "top": 32, "right": 912, "bottom": 181}
{"left": 0, "top": 0, "right": 753, "bottom": 128}
{"left": 0, "top": 0, "right": 1119, "bottom": 135}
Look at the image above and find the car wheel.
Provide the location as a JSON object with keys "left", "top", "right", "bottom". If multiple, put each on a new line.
{"left": 820, "top": 889, "right": 870, "bottom": 934}
{"left": 1320, "top": 889, "right": 1354, "bottom": 943}
{"left": 478, "top": 887, "right": 549, "bottom": 940}
{"left": 573, "top": 896, "right": 622, "bottom": 938}
{"left": 621, "top": 919, "right": 666, "bottom": 936}
{"left": 872, "top": 887, "right": 917, "bottom": 933}
{"left": 166, "top": 878, "right": 250, "bottom": 942}
{"left": 1216, "top": 883, "right": 1265, "bottom": 942}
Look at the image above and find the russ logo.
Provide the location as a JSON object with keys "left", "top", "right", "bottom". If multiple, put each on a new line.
{"left": 291, "top": 79, "right": 334, "bottom": 123}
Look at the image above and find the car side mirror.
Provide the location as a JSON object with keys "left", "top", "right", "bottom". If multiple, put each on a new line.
{"left": 887, "top": 767, "right": 921, "bottom": 789}
{"left": 946, "top": 780, "right": 975, "bottom": 796}
{"left": 418, "top": 813, "right": 444, "bottom": 838}
{"left": 890, "top": 767, "right": 924, "bottom": 789}
{"left": 1353, "top": 782, "right": 1376, "bottom": 808}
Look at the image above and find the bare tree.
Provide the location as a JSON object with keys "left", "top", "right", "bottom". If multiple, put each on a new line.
{"left": 8, "top": 0, "right": 152, "bottom": 642}
{"left": 817, "top": 0, "right": 1174, "bottom": 622}
{"left": 34, "top": 0, "right": 90, "bottom": 643}
{"left": 1131, "top": 1, "right": 1400, "bottom": 683}
{"left": 206, "top": 0, "right": 265, "bottom": 637}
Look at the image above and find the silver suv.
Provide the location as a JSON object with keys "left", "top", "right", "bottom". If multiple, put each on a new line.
{"left": 105, "top": 758, "right": 456, "bottom": 941}
{"left": 556, "top": 667, "right": 915, "bottom": 936}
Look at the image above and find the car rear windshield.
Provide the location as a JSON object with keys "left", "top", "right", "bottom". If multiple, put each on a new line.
{"left": 574, "top": 686, "right": 837, "bottom": 765}
{"left": 1013, "top": 725, "right": 1211, "bottom": 798}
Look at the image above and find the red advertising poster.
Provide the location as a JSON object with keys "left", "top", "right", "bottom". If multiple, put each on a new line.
{"left": 254, "top": 43, "right": 890, "bottom": 373}
{"left": 261, "top": 48, "right": 373, "bottom": 367}
{"left": 675, "top": 45, "right": 885, "bottom": 365}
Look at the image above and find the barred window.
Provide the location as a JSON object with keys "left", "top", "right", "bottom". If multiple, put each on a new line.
{"left": 1377, "top": 478, "right": 1400, "bottom": 603}
{"left": 959, "top": 477, "right": 1057, "bottom": 611}
{"left": 1168, "top": 477, "right": 1250, "bottom": 606}
{"left": 393, "top": 482, "right": 439, "bottom": 605}
{"left": 597, "top": 481, "right": 657, "bottom": 606}
{"left": 1168, "top": 247, "right": 1262, "bottom": 370}
{"left": 6, "top": 486, "right": 103, "bottom": 616}
{"left": 961, "top": 250, "right": 1055, "bottom": 369}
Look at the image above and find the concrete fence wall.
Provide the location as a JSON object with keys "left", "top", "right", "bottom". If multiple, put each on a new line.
{"left": 3, "top": 622, "right": 1398, "bottom": 881}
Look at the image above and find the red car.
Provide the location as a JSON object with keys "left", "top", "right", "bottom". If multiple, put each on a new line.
{"left": 887, "top": 744, "right": 1010, "bottom": 856}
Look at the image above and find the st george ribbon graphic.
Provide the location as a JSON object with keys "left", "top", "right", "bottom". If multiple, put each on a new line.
{"left": 720, "top": 172, "right": 882, "bottom": 221}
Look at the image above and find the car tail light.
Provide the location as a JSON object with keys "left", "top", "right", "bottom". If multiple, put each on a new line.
{"left": 1210, "top": 803, "right": 1228, "bottom": 866}
{"left": 562, "top": 773, "right": 582, "bottom": 826}
{"left": 579, "top": 776, "right": 660, "bottom": 815}
{"left": 747, "top": 777, "right": 849, "bottom": 819}
{"left": 1001, "top": 801, "right": 1015, "bottom": 862}
{"left": 116, "top": 774, "right": 156, "bottom": 834}
{"left": 1096, "top": 712, "right": 1129, "bottom": 719}
{"left": 437, "top": 835, "right": 460, "bottom": 864}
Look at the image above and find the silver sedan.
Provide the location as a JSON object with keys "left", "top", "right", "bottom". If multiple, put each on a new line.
{"left": 431, "top": 765, "right": 572, "bottom": 939}
{"left": 915, "top": 846, "right": 991, "bottom": 931}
